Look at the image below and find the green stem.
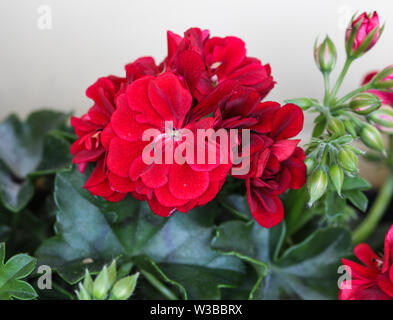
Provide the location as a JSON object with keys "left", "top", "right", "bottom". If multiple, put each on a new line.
{"left": 352, "top": 174, "right": 393, "bottom": 244}
{"left": 140, "top": 270, "right": 178, "bottom": 300}
{"left": 335, "top": 83, "right": 373, "bottom": 106}
{"left": 323, "top": 73, "right": 330, "bottom": 106}
{"left": 329, "top": 58, "right": 353, "bottom": 105}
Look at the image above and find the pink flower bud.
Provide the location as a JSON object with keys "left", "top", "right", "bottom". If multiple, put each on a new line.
{"left": 369, "top": 105, "right": 393, "bottom": 134}
{"left": 345, "top": 11, "right": 381, "bottom": 58}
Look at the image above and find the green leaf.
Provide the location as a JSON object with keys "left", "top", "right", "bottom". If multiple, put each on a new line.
{"left": 0, "top": 160, "right": 34, "bottom": 212}
{"left": 36, "top": 166, "right": 245, "bottom": 299}
{"left": 0, "top": 242, "right": 37, "bottom": 300}
{"left": 0, "top": 111, "right": 70, "bottom": 212}
{"left": 342, "top": 176, "right": 371, "bottom": 191}
{"left": 343, "top": 190, "right": 368, "bottom": 212}
{"left": 212, "top": 221, "right": 352, "bottom": 300}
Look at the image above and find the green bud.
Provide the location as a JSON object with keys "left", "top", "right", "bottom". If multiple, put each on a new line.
{"left": 285, "top": 97, "right": 314, "bottom": 110}
{"left": 327, "top": 118, "right": 345, "bottom": 137}
{"left": 304, "top": 158, "right": 316, "bottom": 175}
{"left": 343, "top": 119, "right": 358, "bottom": 137}
{"left": 329, "top": 164, "right": 344, "bottom": 195}
{"left": 337, "top": 147, "right": 358, "bottom": 172}
{"left": 83, "top": 269, "right": 94, "bottom": 296}
{"left": 307, "top": 169, "right": 328, "bottom": 206}
{"left": 372, "top": 66, "right": 393, "bottom": 90}
{"left": 110, "top": 273, "right": 139, "bottom": 300}
{"left": 107, "top": 260, "right": 117, "bottom": 288}
{"left": 349, "top": 93, "right": 381, "bottom": 115}
{"left": 360, "top": 124, "right": 385, "bottom": 152}
{"left": 314, "top": 36, "right": 337, "bottom": 73}
{"left": 93, "top": 266, "right": 111, "bottom": 300}
{"left": 76, "top": 283, "right": 92, "bottom": 300}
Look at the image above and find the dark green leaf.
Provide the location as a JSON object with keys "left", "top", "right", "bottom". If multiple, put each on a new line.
{"left": 212, "top": 221, "right": 352, "bottom": 300}
{"left": 0, "top": 111, "right": 70, "bottom": 212}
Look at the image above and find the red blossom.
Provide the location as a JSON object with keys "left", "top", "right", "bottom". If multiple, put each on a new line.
{"left": 70, "top": 28, "right": 306, "bottom": 228}
{"left": 339, "top": 225, "right": 393, "bottom": 300}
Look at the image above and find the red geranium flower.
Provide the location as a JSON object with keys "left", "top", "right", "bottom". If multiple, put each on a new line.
{"left": 339, "top": 225, "right": 393, "bottom": 300}
{"left": 71, "top": 28, "right": 306, "bottom": 228}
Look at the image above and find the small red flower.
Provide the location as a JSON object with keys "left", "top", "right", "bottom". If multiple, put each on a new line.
{"left": 339, "top": 225, "right": 393, "bottom": 300}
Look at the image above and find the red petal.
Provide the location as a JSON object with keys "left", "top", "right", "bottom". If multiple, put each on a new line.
{"left": 155, "top": 185, "right": 189, "bottom": 207}
{"left": 168, "top": 164, "right": 209, "bottom": 200}
{"left": 383, "top": 225, "right": 393, "bottom": 272}
{"left": 377, "top": 273, "right": 393, "bottom": 297}
{"left": 246, "top": 180, "right": 284, "bottom": 228}
{"left": 108, "top": 172, "right": 134, "bottom": 193}
{"left": 355, "top": 244, "right": 381, "bottom": 269}
{"left": 270, "top": 104, "right": 304, "bottom": 140}
{"left": 148, "top": 72, "right": 192, "bottom": 127}
{"left": 84, "top": 159, "right": 107, "bottom": 188}
{"left": 107, "top": 137, "right": 144, "bottom": 177}
{"left": 148, "top": 196, "right": 176, "bottom": 217}
{"left": 111, "top": 94, "right": 155, "bottom": 142}
{"left": 271, "top": 139, "right": 300, "bottom": 162}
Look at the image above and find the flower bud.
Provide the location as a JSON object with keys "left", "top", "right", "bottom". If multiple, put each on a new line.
{"left": 371, "top": 66, "right": 393, "bottom": 91}
{"left": 360, "top": 123, "right": 385, "bottom": 152}
{"left": 107, "top": 260, "right": 117, "bottom": 288}
{"left": 307, "top": 169, "right": 328, "bottom": 206}
{"left": 329, "top": 164, "right": 344, "bottom": 195}
{"left": 338, "top": 147, "right": 358, "bottom": 172}
{"left": 345, "top": 11, "right": 382, "bottom": 58}
{"left": 349, "top": 92, "right": 381, "bottom": 115}
{"left": 368, "top": 106, "right": 393, "bottom": 133}
{"left": 83, "top": 269, "right": 94, "bottom": 296}
{"left": 327, "top": 118, "right": 345, "bottom": 137}
{"left": 343, "top": 120, "right": 358, "bottom": 137}
{"left": 110, "top": 273, "right": 139, "bottom": 300}
{"left": 93, "top": 266, "right": 111, "bottom": 300}
{"left": 76, "top": 283, "right": 92, "bottom": 300}
{"left": 304, "top": 157, "right": 316, "bottom": 175}
{"left": 285, "top": 98, "right": 314, "bottom": 110}
{"left": 314, "top": 36, "right": 337, "bottom": 73}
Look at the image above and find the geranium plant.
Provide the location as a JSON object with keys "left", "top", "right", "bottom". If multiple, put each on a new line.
{"left": 0, "top": 10, "right": 392, "bottom": 301}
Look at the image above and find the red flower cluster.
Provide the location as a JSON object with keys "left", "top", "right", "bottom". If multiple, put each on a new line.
{"left": 71, "top": 28, "right": 306, "bottom": 228}
{"left": 339, "top": 225, "right": 393, "bottom": 300}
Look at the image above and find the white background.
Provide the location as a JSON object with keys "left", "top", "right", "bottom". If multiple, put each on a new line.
{"left": 0, "top": 0, "right": 392, "bottom": 183}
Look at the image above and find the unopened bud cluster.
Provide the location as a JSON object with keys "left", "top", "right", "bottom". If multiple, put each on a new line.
{"left": 75, "top": 260, "right": 139, "bottom": 300}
